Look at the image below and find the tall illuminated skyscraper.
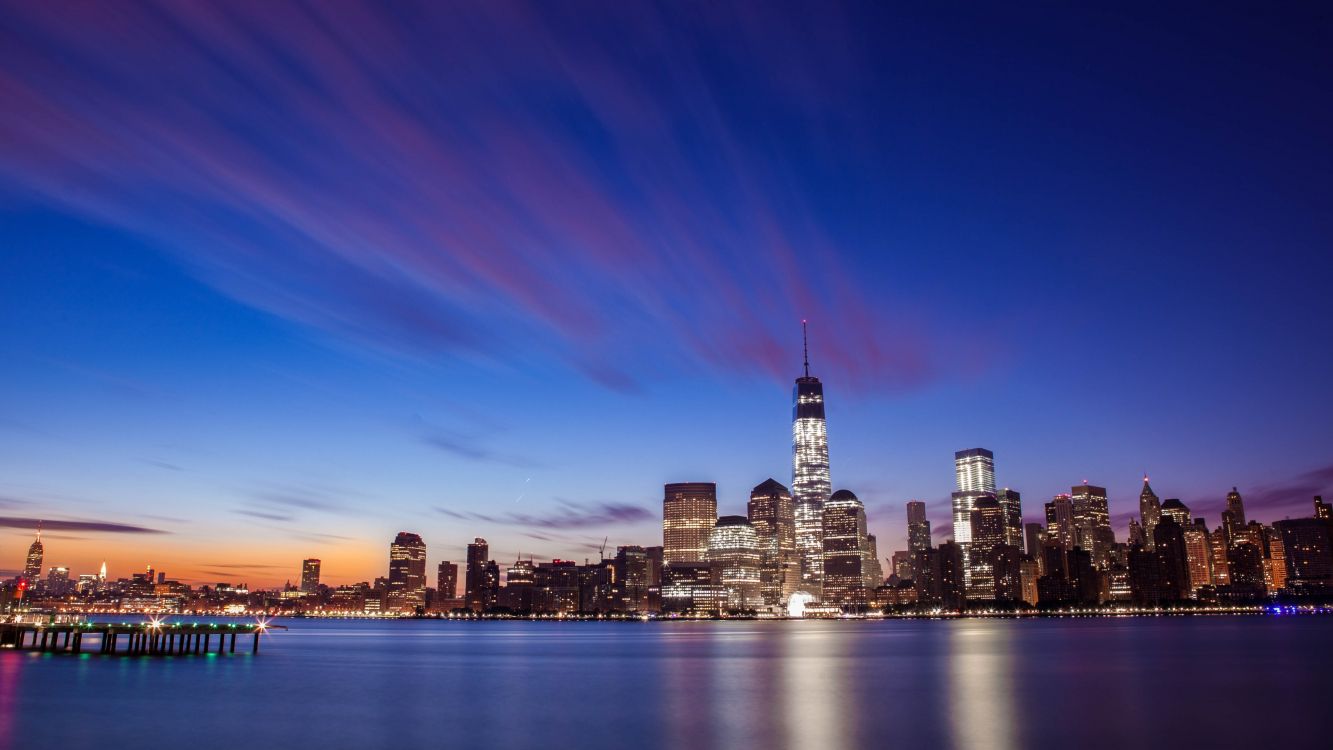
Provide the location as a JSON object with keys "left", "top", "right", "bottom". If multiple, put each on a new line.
{"left": 747, "top": 478, "right": 797, "bottom": 606}
{"left": 1140, "top": 476, "right": 1162, "bottom": 550}
{"left": 663, "top": 482, "right": 718, "bottom": 564}
{"left": 906, "top": 501, "right": 932, "bottom": 552}
{"left": 22, "top": 527, "right": 43, "bottom": 582}
{"left": 952, "top": 448, "right": 996, "bottom": 590}
{"left": 387, "top": 532, "right": 426, "bottom": 611}
{"left": 792, "top": 322, "right": 830, "bottom": 597}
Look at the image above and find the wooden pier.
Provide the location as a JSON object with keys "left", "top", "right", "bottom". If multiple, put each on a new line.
{"left": 0, "top": 621, "right": 277, "bottom": 656}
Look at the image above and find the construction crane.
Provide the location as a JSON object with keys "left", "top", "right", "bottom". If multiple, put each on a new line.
{"left": 599, "top": 536, "right": 609, "bottom": 560}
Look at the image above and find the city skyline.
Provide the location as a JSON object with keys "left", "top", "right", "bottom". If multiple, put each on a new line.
{"left": 4, "top": 3, "right": 1333, "bottom": 588}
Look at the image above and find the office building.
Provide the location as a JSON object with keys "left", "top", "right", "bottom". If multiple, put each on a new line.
{"left": 706, "top": 516, "right": 763, "bottom": 610}
{"left": 437, "top": 561, "right": 458, "bottom": 599}
{"left": 663, "top": 482, "right": 718, "bottom": 564}
{"left": 465, "top": 538, "right": 498, "bottom": 612}
{"left": 300, "top": 558, "right": 321, "bottom": 594}
{"left": 906, "top": 500, "right": 932, "bottom": 552}
{"left": 747, "top": 478, "right": 798, "bottom": 606}
{"left": 821, "top": 489, "right": 868, "bottom": 607}
{"left": 996, "top": 488, "right": 1023, "bottom": 548}
{"left": 386, "top": 532, "right": 426, "bottom": 612}
{"left": 1139, "top": 476, "right": 1162, "bottom": 550}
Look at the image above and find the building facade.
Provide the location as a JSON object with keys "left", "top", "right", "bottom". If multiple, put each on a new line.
{"left": 663, "top": 482, "right": 718, "bottom": 564}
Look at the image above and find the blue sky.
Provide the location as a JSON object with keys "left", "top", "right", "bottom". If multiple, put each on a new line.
{"left": 2, "top": 2, "right": 1330, "bottom": 585}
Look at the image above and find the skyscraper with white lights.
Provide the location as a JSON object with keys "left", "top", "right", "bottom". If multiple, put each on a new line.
{"left": 793, "top": 322, "right": 830, "bottom": 598}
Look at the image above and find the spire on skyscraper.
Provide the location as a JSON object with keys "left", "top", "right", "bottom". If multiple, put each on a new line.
{"left": 802, "top": 319, "right": 809, "bottom": 378}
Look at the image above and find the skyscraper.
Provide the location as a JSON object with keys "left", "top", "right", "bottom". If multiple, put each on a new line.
{"left": 792, "top": 322, "right": 830, "bottom": 598}
{"left": 906, "top": 500, "right": 932, "bottom": 552}
{"left": 387, "top": 532, "right": 426, "bottom": 612}
{"left": 996, "top": 489, "right": 1023, "bottom": 548}
{"left": 968, "top": 497, "right": 1006, "bottom": 600}
{"left": 1225, "top": 487, "right": 1246, "bottom": 526}
{"left": 1139, "top": 476, "right": 1162, "bottom": 550}
{"left": 1276, "top": 518, "right": 1333, "bottom": 595}
{"left": 955, "top": 448, "right": 996, "bottom": 493}
{"left": 747, "top": 478, "right": 798, "bottom": 606}
{"left": 465, "top": 538, "right": 495, "bottom": 612}
{"left": 1070, "top": 483, "right": 1114, "bottom": 566}
{"left": 1183, "top": 519, "right": 1213, "bottom": 595}
{"left": 663, "top": 482, "right": 718, "bottom": 564}
{"left": 821, "top": 489, "right": 868, "bottom": 607}
{"left": 1161, "top": 499, "right": 1190, "bottom": 527}
{"left": 22, "top": 528, "right": 43, "bottom": 582}
{"left": 300, "top": 558, "right": 321, "bottom": 594}
{"left": 437, "top": 561, "right": 458, "bottom": 600}
{"left": 706, "top": 516, "right": 763, "bottom": 610}
{"left": 952, "top": 448, "right": 996, "bottom": 591}
{"left": 1045, "top": 494, "right": 1076, "bottom": 550}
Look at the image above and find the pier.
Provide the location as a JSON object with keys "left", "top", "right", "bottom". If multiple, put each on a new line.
{"left": 0, "top": 621, "right": 278, "bottom": 656}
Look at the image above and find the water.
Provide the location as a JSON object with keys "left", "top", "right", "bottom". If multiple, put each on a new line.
{"left": 1, "top": 616, "right": 1328, "bottom": 749}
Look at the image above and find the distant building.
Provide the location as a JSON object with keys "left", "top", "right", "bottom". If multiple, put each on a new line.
{"left": 906, "top": 501, "right": 932, "bottom": 552}
{"left": 1276, "top": 518, "right": 1333, "bottom": 595}
{"left": 663, "top": 482, "right": 717, "bottom": 564}
{"left": 707, "top": 516, "right": 763, "bottom": 610}
{"left": 967, "top": 497, "right": 1006, "bottom": 600}
{"left": 22, "top": 529, "right": 43, "bottom": 582}
{"left": 996, "top": 489, "right": 1023, "bottom": 548}
{"left": 300, "top": 558, "right": 321, "bottom": 594}
{"left": 1182, "top": 520, "right": 1213, "bottom": 595}
{"left": 1139, "top": 477, "right": 1162, "bottom": 550}
{"left": 465, "top": 538, "right": 498, "bottom": 612}
{"left": 1161, "top": 499, "right": 1190, "bottom": 528}
{"left": 387, "top": 532, "right": 426, "bottom": 612}
{"left": 661, "top": 561, "right": 723, "bottom": 615}
{"left": 437, "top": 561, "right": 458, "bottom": 600}
{"left": 1045, "top": 494, "right": 1076, "bottom": 550}
{"left": 822, "top": 490, "right": 868, "bottom": 607}
{"left": 1070, "top": 483, "right": 1115, "bottom": 567}
{"left": 747, "top": 478, "right": 798, "bottom": 607}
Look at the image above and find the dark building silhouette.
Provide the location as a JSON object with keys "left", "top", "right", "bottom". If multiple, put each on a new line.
{"left": 1153, "top": 517, "right": 1192, "bottom": 602}
{"left": 437, "top": 561, "right": 458, "bottom": 600}
{"left": 1222, "top": 541, "right": 1267, "bottom": 600}
{"left": 465, "top": 538, "right": 498, "bottom": 612}
{"left": 1276, "top": 517, "right": 1333, "bottom": 595}
{"left": 906, "top": 501, "right": 932, "bottom": 552}
{"left": 991, "top": 543, "right": 1023, "bottom": 603}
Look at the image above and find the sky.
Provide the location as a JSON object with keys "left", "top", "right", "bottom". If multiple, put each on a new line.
{"left": 2, "top": 2, "right": 1331, "bottom": 587}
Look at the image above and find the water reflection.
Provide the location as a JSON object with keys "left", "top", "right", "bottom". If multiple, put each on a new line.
{"left": 947, "top": 622, "right": 1017, "bottom": 750}
{"left": 782, "top": 625, "right": 849, "bottom": 750}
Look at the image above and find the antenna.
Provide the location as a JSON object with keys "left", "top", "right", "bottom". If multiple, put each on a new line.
{"left": 802, "top": 319, "right": 809, "bottom": 377}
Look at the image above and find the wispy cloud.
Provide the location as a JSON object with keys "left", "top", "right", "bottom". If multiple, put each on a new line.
{"left": 437, "top": 500, "right": 653, "bottom": 530}
{"left": 0, "top": 3, "right": 949, "bottom": 393}
{"left": 0, "top": 516, "right": 167, "bottom": 534}
{"left": 421, "top": 428, "right": 540, "bottom": 469}
{"left": 1243, "top": 462, "right": 1333, "bottom": 519}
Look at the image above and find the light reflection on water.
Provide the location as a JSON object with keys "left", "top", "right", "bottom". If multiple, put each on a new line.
{"left": 0, "top": 617, "right": 1328, "bottom": 750}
